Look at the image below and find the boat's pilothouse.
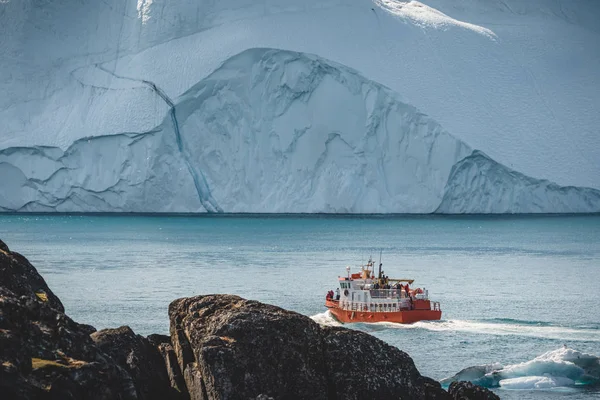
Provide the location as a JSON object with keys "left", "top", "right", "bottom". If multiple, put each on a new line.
{"left": 325, "top": 257, "right": 441, "bottom": 324}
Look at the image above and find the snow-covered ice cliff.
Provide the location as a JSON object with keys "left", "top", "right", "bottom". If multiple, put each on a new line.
{"left": 1, "top": 48, "right": 598, "bottom": 213}
{"left": 436, "top": 151, "right": 600, "bottom": 213}
{"left": 1, "top": 0, "right": 599, "bottom": 213}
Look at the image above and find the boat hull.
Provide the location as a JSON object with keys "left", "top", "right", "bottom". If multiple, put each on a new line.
{"left": 325, "top": 299, "right": 441, "bottom": 324}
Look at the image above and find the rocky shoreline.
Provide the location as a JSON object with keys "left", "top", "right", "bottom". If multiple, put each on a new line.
{"left": 0, "top": 239, "right": 499, "bottom": 399}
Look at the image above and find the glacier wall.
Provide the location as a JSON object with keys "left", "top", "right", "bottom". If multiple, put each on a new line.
{"left": 0, "top": 132, "right": 204, "bottom": 213}
{"left": 1, "top": 48, "right": 598, "bottom": 213}
{"left": 436, "top": 151, "right": 600, "bottom": 213}
{"left": 1, "top": 0, "right": 600, "bottom": 191}
{"left": 172, "top": 49, "right": 472, "bottom": 213}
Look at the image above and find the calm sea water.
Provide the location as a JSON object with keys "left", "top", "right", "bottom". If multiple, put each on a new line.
{"left": 1, "top": 214, "right": 599, "bottom": 399}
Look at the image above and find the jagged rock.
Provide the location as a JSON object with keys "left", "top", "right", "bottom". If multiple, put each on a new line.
{"left": 321, "top": 327, "right": 450, "bottom": 399}
{"left": 0, "top": 286, "right": 137, "bottom": 399}
{"left": 422, "top": 377, "right": 452, "bottom": 399}
{"left": 91, "top": 326, "right": 181, "bottom": 400}
{"left": 0, "top": 239, "right": 9, "bottom": 252}
{"left": 146, "top": 334, "right": 171, "bottom": 348}
{"left": 169, "top": 295, "right": 329, "bottom": 400}
{"left": 169, "top": 294, "right": 451, "bottom": 400}
{"left": 0, "top": 239, "right": 63, "bottom": 312}
{"left": 0, "top": 239, "right": 137, "bottom": 399}
{"left": 448, "top": 381, "right": 500, "bottom": 400}
{"left": 147, "top": 334, "right": 189, "bottom": 400}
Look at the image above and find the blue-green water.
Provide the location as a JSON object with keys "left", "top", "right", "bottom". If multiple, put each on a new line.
{"left": 1, "top": 215, "right": 599, "bottom": 399}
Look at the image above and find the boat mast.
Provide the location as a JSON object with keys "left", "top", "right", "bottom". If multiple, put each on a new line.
{"left": 378, "top": 249, "right": 382, "bottom": 279}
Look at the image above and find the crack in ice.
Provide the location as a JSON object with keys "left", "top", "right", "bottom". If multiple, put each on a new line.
{"left": 95, "top": 64, "right": 222, "bottom": 212}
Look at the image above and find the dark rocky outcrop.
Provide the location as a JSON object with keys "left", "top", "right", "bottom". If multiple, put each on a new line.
{"left": 0, "top": 239, "right": 63, "bottom": 312}
{"left": 169, "top": 294, "right": 451, "bottom": 400}
{"left": 448, "top": 381, "right": 500, "bottom": 400}
{"left": 0, "top": 239, "right": 10, "bottom": 252}
{"left": 322, "top": 327, "right": 449, "bottom": 399}
{"left": 1, "top": 238, "right": 497, "bottom": 399}
{"left": 0, "top": 240, "right": 137, "bottom": 399}
{"left": 91, "top": 326, "right": 182, "bottom": 400}
{"left": 169, "top": 295, "right": 329, "bottom": 400}
{"left": 147, "top": 334, "right": 189, "bottom": 399}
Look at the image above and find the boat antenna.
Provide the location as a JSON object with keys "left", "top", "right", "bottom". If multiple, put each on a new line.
{"left": 378, "top": 249, "right": 382, "bottom": 279}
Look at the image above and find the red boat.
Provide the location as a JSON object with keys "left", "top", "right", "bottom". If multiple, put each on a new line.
{"left": 325, "top": 257, "right": 441, "bottom": 324}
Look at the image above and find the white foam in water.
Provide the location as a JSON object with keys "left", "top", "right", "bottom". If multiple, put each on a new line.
{"left": 374, "top": 319, "right": 600, "bottom": 342}
{"left": 310, "top": 311, "right": 342, "bottom": 327}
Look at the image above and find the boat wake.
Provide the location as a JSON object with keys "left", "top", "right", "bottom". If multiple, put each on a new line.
{"left": 310, "top": 311, "right": 342, "bottom": 327}
{"left": 310, "top": 313, "right": 600, "bottom": 390}
{"left": 441, "top": 347, "right": 600, "bottom": 390}
{"left": 310, "top": 312, "right": 600, "bottom": 342}
{"left": 368, "top": 318, "right": 600, "bottom": 342}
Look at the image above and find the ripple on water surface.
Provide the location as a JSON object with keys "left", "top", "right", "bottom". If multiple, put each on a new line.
{"left": 1, "top": 214, "right": 599, "bottom": 399}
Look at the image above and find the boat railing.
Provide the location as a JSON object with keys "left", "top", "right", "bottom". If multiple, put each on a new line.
{"left": 339, "top": 300, "right": 412, "bottom": 312}
{"left": 415, "top": 291, "right": 429, "bottom": 300}
{"left": 363, "top": 289, "right": 430, "bottom": 300}
{"left": 368, "top": 289, "right": 403, "bottom": 299}
{"left": 338, "top": 299, "right": 441, "bottom": 312}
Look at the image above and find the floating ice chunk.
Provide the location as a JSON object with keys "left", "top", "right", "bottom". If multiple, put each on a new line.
{"left": 443, "top": 346, "right": 600, "bottom": 389}
{"left": 499, "top": 376, "right": 575, "bottom": 390}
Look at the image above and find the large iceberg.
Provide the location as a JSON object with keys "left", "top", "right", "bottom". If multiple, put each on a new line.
{"left": 1, "top": 0, "right": 600, "bottom": 213}
{"left": 1, "top": 48, "right": 598, "bottom": 213}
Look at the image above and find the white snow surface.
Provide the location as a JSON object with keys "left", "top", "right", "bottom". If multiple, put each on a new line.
{"left": 1, "top": 0, "right": 600, "bottom": 212}
{"left": 374, "top": 0, "right": 496, "bottom": 38}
